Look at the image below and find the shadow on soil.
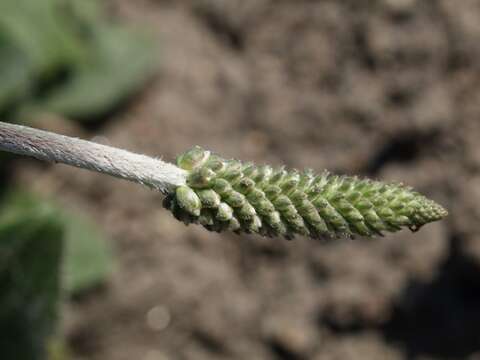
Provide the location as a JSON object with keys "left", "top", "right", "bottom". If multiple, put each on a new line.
{"left": 382, "top": 235, "right": 480, "bottom": 359}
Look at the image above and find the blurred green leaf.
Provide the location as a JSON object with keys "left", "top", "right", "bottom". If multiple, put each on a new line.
{"left": 63, "top": 211, "right": 113, "bottom": 295}
{"left": 42, "top": 25, "right": 156, "bottom": 120}
{"left": 47, "top": 339, "right": 71, "bottom": 360}
{"left": 0, "top": 191, "right": 114, "bottom": 359}
{"left": 0, "top": 0, "right": 156, "bottom": 121}
{"left": 0, "top": 0, "right": 87, "bottom": 78}
{"left": 0, "top": 34, "right": 32, "bottom": 109}
{"left": 0, "top": 192, "right": 64, "bottom": 360}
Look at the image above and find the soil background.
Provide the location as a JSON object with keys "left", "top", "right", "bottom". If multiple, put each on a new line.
{"left": 13, "top": 0, "right": 480, "bottom": 359}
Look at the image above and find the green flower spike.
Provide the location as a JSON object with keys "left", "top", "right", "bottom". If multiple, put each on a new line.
{"left": 164, "top": 146, "right": 448, "bottom": 240}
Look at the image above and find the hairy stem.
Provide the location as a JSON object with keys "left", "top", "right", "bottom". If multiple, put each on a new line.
{"left": 0, "top": 122, "right": 187, "bottom": 194}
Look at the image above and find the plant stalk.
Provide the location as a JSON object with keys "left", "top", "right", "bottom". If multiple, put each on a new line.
{"left": 0, "top": 122, "right": 187, "bottom": 194}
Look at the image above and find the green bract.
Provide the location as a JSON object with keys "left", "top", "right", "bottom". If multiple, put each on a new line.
{"left": 164, "top": 146, "right": 448, "bottom": 240}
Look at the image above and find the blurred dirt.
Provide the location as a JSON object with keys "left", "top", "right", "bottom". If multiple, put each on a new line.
{"left": 14, "top": 0, "right": 480, "bottom": 359}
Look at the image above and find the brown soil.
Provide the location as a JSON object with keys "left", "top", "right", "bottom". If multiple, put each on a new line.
{"left": 14, "top": 0, "right": 480, "bottom": 359}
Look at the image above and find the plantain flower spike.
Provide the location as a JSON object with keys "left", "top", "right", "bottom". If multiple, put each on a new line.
{"left": 163, "top": 146, "right": 448, "bottom": 240}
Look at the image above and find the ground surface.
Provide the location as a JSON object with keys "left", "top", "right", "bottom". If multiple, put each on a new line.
{"left": 14, "top": 0, "right": 480, "bottom": 359}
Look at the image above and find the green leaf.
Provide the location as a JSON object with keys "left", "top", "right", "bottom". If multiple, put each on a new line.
{"left": 0, "top": 35, "right": 32, "bottom": 109}
{"left": 42, "top": 25, "right": 156, "bottom": 120}
{"left": 62, "top": 212, "right": 113, "bottom": 295}
{"left": 0, "top": 191, "right": 114, "bottom": 358}
{"left": 0, "top": 0, "right": 87, "bottom": 77}
{"left": 0, "top": 192, "right": 64, "bottom": 360}
{"left": 0, "top": 0, "right": 156, "bottom": 121}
